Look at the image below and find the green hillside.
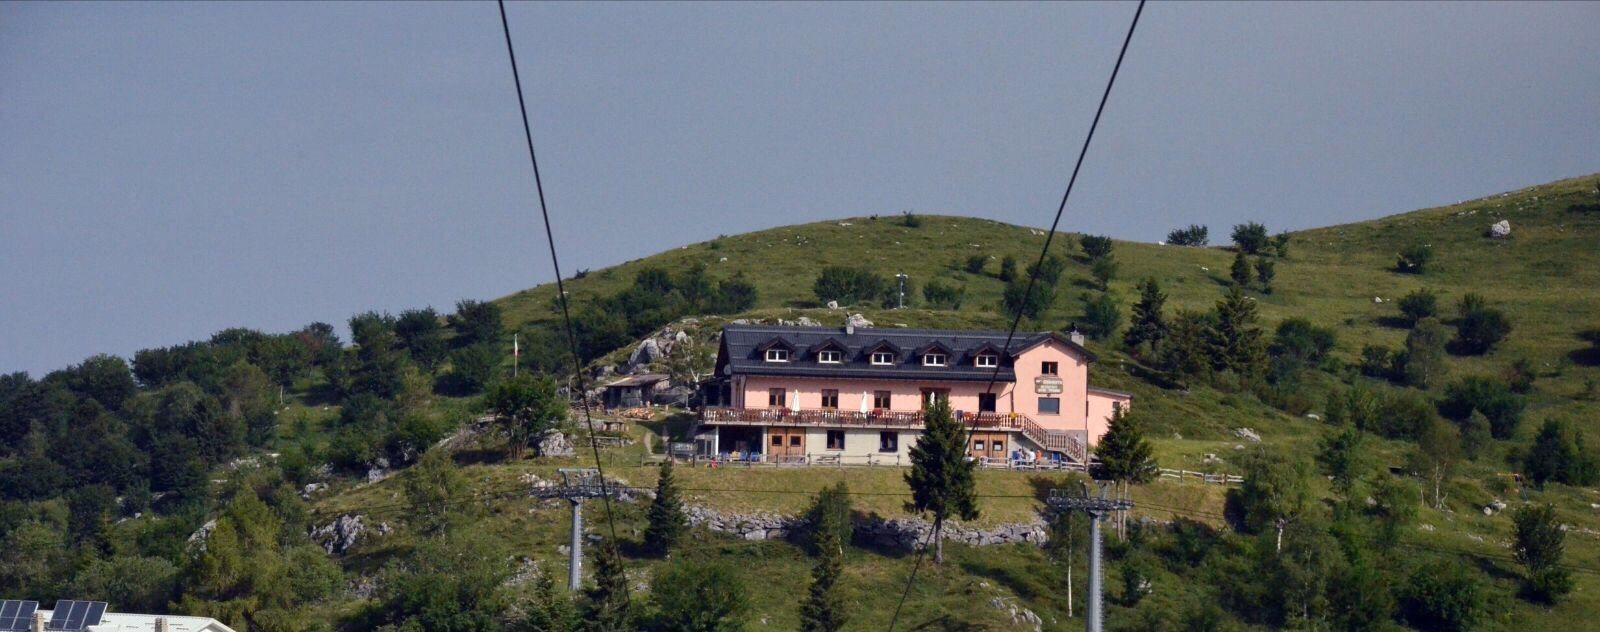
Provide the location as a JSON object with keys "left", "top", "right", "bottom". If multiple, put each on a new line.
{"left": 5, "top": 173, "right": 1600, "bottom": 630}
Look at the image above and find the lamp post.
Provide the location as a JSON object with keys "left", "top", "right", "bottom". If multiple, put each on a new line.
{"left": 895, "top": 273, "right": 908, "bottom": 309}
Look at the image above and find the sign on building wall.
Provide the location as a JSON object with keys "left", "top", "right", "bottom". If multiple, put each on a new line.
{"left": 1035, "top": 376, "right": 1063, "bottom": 394}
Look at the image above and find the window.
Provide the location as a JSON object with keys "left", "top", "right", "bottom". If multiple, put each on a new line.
{"left": 768, "top": 388, "right": 786, "bottom": 408}
{"left": 923, "top": 353, "right": 947, "bottom": 367}
{"left": 790, "top": 435, "right": 802, "bottom": 447}
{"left": 1041, "top": 361, "right": 1059, "bottom": 375}
{"left": 1038, "top": 397, "right": 1060, "bottom": 415}
{"left": 975, "top": 354, "right": 998, "bottom": 368}
{"left": 974, "top": 440, "right": 985, "bottom": 452}
{"left": 766, "top": 348, "right": 790, "bottom": 362}
{"left": 879, "top": 432, "right": 899, "bottom": 453}
{"left": 873, "top": 390, "right": 892, "bottom": 410}
{"left": 826, "top": 430, "right": 845, "bottom": 450}
{"left": 818, "top": 350, "right": 842, "bottom": 364}
{"left": 821, "top": 389, "right": 839, "bottom": 409}
{"left": 871, "top": 351, "right": 895, "bottom": 365}
{"left": 771, "top": 435, "right": 783, "bottom": 447}
{"left": 921, "top": 388, "right": 949, "bottom": 408}
{"left": 992, "top": 440, "right": 1005, "bottom": 452}
{"left": 978, "top": 393, "right": 997, "bottom": 413}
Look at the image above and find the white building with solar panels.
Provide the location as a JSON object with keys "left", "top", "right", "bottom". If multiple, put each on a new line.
{"left": 0, "top": 600, "right": 236, "bottom": 632}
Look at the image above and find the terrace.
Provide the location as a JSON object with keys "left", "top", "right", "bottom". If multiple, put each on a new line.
{"left": 697, "top": 407, "right": 1087, "bottom": 463}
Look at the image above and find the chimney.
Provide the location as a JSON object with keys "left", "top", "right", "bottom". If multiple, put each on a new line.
{"left": 31, "top": 611, "right": 43, "bottom": 632}
{"left": 1068, "top": 328, "right": 1085, "bottom": 346}
{"left": 845, "top": 323, "right": 854, "bottom": 335}
{"left": 156, "top": 618, "right": 170, "bottom": 632}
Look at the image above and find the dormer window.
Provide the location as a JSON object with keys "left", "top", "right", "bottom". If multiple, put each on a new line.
{"left": 818, "top": 350, "right": 842, "bottom": 364}
{"left": 975, "top": 354, "right": 998, "bottom": 368}
{"left": 922, "top": 353, "right": 947, "bottom": 367}
{"left": 871, "top": 351, "right": 895, "bottom": 365}
{"left": 765, "top": 348, "right": 791, "bottom": 362}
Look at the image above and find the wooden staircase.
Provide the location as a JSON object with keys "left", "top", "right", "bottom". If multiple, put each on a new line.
{"left": 1020, "top": 418, "right": 1088, "bottom": 465}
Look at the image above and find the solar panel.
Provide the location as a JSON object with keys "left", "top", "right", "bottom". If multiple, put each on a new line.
{"left": 0, "top": 601, "right": 39, "bottom": 632}
{"left": 45, "top": 601, "right": 106, "bottom": 631}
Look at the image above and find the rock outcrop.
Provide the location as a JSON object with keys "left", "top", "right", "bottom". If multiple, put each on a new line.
{"left": 683, "top": 505, "right": 1046, "bottom": 550}
{"left": 1489, "top": 219, "right": 1511, "bottom": 239}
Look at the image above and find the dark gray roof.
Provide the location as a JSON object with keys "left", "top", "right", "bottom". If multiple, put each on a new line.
{"left": 716, "top": 323, "right": 1095, "bottom": 382}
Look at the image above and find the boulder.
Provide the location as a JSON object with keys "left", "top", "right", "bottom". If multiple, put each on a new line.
{"left": 629, "top": 339, "right": 663, "bottom": 366}
{"left": 311, "top": 514, "right": 369, "bottom": 555}
{"left": 536, "top": 430, "right": 575, "bottom": 458}
{"left": 826, "top": 300, "right": 840, "bottom": 310}
{"left": 844, "top": 313, "right": 874, "bottom": 330}
{"left": 795, "top": 316, "right": 821, "bottom": 327}
{"left": 187, "top": 519, "right": 218, "bottom": 552}
{"left": 1489, "top": 220, "right": 1511, "bottom": 239}
{"left": 1232, "top": 427, "right": 1262, "bottom": 442}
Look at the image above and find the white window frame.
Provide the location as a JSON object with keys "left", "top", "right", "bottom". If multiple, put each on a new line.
{"left": 923, "top": 353, "right": 947, "bottom": 367}
{"left": 765, "top": 348, "right": 790, "bottom": 362}
{"left": 975, "top": 354, "right": 998, "bottom": 368}
{"left": 870, "top": 351, "right": 895, "bottom": 365}
{"left": 818, "top": 350, "right": 842, "bottom": 364}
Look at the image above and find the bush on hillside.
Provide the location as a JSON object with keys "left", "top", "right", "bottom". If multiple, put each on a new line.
{"left": 1002, "top": 278, "right": 1055, "bottom": 321}
{"left": 813, "top": 266, "right": 886, "bottom": 306}
{"left": 922, "top": 280, "right": 965, "bottom": 310}
{"left": 900, "top": 211, "right": 923, "bottom": 228}
{"left": 1026, "top": 255, "right": 1068, "bottom": 286}
{"left": 1254, "top": 257, "right": 1275, "bottom": 293}
{"left": 1396, "top": 241, "right": 1433, "bottom": 274}
{"left": 1091, "top": 256, "right": 1119, "bottom": 290}
{"left": 1397, "top": 289, "right": 1438, "bottom": 326}
{"left": 1231, "top": 222, "right": 1269, "bottom": 255}
{"left": 1080, "top": 235, "right": 1115, "bottom": 259}
{"left": 1438, "top": 375, "right": 1526, "bottom": 439}
{"left": 1272, "top": 231, "right": 1291, "bottom": 259}
{"left": 1523, "top": 418, "right": 1600, "bottom": 488}
{"left": 1166, "top": 224, "right": 1209, "bottom": 246}
{"left": 1452, "top": 293, "right": 1511, "bottom": 355}
{"left": 1396, "top": 317, "right": 1449, "bottom": 388}
{"left": 998, "top": 255, "right": 1018, "bottom": 282}
{"left": 1080, "top": 292, "right": 1122, "bottom": 341}
{"left": 964, "top": 254, "right": 987, "bottom": 274}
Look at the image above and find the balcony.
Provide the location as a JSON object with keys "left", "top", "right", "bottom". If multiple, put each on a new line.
{"left": 698, "top": 407, "right": 1029, "bottom": 431}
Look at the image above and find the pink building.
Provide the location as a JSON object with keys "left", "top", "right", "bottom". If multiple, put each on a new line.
{"left": 695, "top": 323, "right": 1131, "bottom": 465}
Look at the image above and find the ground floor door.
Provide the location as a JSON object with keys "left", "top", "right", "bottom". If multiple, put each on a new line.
{"left": 968, "top": 431, "right": 1008, "bottom": 460}
{"left": 768, "top": 426, "right": 806, "bottom": 458}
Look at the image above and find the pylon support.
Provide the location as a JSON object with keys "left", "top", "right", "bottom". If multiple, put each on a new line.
{"left": 529, "top": 468, "right": 617, "bottom": 591}
{"left": 1047, "top": 482, "right": 1134, "bottom": 632}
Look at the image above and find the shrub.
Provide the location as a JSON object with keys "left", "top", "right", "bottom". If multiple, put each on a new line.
{"left": 1397, "top": 289, "right": 1438, "bottom": 326}
{"left": 900, "top": 211, "right": 922, "bottom": 228}
{"left": 650, "top": 561, "right": 749, "bottom": 630}
{"left": 812, "top": 266, "right": 886, "bottom": 305}
{"left": 922, "top": 280, "right": 965, "bottom": 310}
{"left": 1002, "top": 278, "right": 1055, "bottom": 321}
{"left": 963, "top": 255, "right": 987, "bottom": 274}
{"left": 1231, "top": 222, "right": 1269, "bottom": 254}
{"left": 998, "top": 255, "right": 1018, "bottom": 282}
{"left": 1513, "top": 504, "right": 1573, "bottom": 603}
{"left": 1439, "top": 375, "right": 1526, "bottom": 439}
{"left": 1359, "top": 345, "right": 1393, "bottom": 379}
{"left": 1399, "top": 560, "right": 1482, "bottom": 631}
{"left": 1452, "top": 293, "right": 1511, "bottom": 355}
{"left": 1230, "top": 251, "right": 1252, "bottom": 286}
{"left": 1091, "top": 256, "right": 1119, "bottom": 290}
{"left": 1396, "top": 242, "right": 1433, "bottom": 273}
{"left": 1253, "top": 257, "right": 1275, "bottom": 293}
{"left": 1166, "top": 224, "right": 1209, "bottom": 246}
{"left": 1080, "top": 235, "right": 1115, "bottom": 259}
{"left": 1272, "top": 231, "right": 1291, "bottom": 258}
{"left": 1081, "top": 292, "right": 1123, "bottom": 341}
{"left": 1397, "top": 317, "right": 1449, "bottom": 388}
{"left": 1524, "top": 418, "right": 1600, "bottom": 487}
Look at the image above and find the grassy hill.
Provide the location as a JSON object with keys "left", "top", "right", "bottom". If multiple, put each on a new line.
{"left": 441, "top": 172, "right": 1600, "bottom": 628}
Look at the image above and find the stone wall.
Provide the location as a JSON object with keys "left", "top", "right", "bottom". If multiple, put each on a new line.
{"left": 684, "top": 505, "right": 1047, "bottom": 551}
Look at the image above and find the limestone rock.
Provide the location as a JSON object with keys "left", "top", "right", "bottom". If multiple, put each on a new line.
{"left": 1232, "top": 427, "right": 1262, "bottom": 442}
{"left": 795, "top": 316, "right": 821, "bottom": 327}
{"left": 187, "top": 519, "right": 218, "bottom": 552}
{"left": 844, "top": 313, "right": 874, "bottom": 330}
{"left": 1489, "top": 220, "right": 1511, "bottom": 239}
{"left": 312, "top": 514, "right": 370, "bottom": 555}
{"left": 826, "top": 300, "right": 839, "bottom": 309}
{"left": 536, "top": 430, "right": 575, "bottom": 458}
{"left": 629, "top": 339, "right": 663, "bottom": 366}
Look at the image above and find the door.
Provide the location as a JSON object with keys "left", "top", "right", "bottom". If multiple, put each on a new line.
{"left": 968, "top": 431, "right": 1007, "bottom": 461}
{"left": 769, "top": 426, "right": 806, "bottom": 457}
{"left": 978, "top": 392, "right": 997, "bottom": 413}
{"left": 920, "top": 388, "right": 950, "bottom": 409}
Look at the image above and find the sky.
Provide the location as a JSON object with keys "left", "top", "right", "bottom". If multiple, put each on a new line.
{"left": 3, "top": 1, "right": 1597, "bottom": 376}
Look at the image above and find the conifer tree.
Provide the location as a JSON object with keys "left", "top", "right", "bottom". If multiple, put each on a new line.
{"left": 644, "top": 459, "right": 687, "bottom": 557}
{"left": 1208, "top": 285, "right": 1267, "bottom": 378}
{"left": 1123, "top": 278, "right": 1169, "bottom": 355}
{"left": 799, "top": 518, "right": 848, "bottom": 631}
{"left": 1097, "top": 404, "right": 1156, "bottom": 484}
{"left": 904, "top": 399, "right": 978, "bottom": 563}
{"left": 1254, "top": 257, "right": 1275, "bottom": 293}
{"left": 586, "top": 542, "right": 632, "bottom": 630}
{"left": 1230, "top": 251, "right": 1252, "bottom": 286}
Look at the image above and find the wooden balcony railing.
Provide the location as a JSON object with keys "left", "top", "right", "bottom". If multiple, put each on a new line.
{"left": 698, "top": 407, "right": 1028, "bottom": 431}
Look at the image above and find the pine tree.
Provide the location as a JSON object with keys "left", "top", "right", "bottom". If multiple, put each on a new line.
{"left": 798, "top": 520, "right": 848, "bottom": 631}
{"left": 585, "top": 542, "right": 632, "bottom": 630}
{"left": 1096, "top": 404, "right": 1156, "bottom": 484}
{"left": 904, "top": 399, "right": 978, "bottom": 564}
{"left": 528, "top": 568, "right": 580, "bottom": 631}
{"left": 1208, "top": 285, "right": 1267, "bottom": 378}
{"left": 1124, "top": 278, "right": 1169, "bottom": 355}
{"left": 644, "top": 459, "right": 687, "bottom": 556}
{"left": 1254, "top": 257, "right": 1275, "bottom": 293}
{"left": 1230, "top": 251, "right": 1252, "bottom": 286}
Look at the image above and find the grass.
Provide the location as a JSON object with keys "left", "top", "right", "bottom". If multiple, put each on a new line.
{"left": 304, "top": 173, "right": 1600, "bottom": 628}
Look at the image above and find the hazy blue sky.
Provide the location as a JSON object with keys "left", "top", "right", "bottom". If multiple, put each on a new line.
{"left": 3, "top": 1, "right": 1597, "bottom": 375}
